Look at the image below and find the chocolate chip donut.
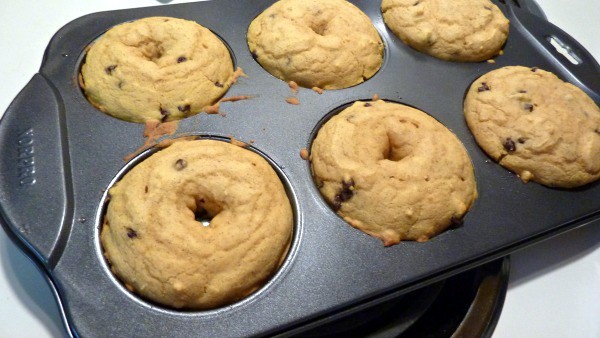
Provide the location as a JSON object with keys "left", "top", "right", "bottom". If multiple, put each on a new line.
{"left": 247, "top": 0, "right": 383, "bottom": 90}
{"left": 464, "top": 66, "right": 600, "bottom": 187}
{"left": 310, "top": 100, "right": 477, "bottom": 245}
{"left": 101, "top": 140, "right": 293, "bottom": 309}
{"left": 81, "top": 17, "right": 235, "bottom": 122}
{"left": 382, "top": 0, "right": 509, "bottom": 62}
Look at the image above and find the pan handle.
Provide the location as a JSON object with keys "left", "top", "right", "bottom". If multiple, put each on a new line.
{"left": 0, "top": 74, "right": 73, "bottom": 269}
{"left": 506, "top": 5, "right": 600, "bottom": 103}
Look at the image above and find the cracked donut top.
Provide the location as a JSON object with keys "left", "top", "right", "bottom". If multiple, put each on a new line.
{"left": 310, "top": 100, "right": 477, "bottom": 245}
{"left": 382, "top": 0, "right": 509, "bottom": 62}
{"left": 101, "top": 140, "right": 293, "bottom": 309}
{"left": 247, "top": 0, "right": 383, "bottom": 90}
{"left": 464, "top": 66, "right": 600, "bottom": 188}
{"left": 81, "top": 17, "right": 235, "bottom": 123}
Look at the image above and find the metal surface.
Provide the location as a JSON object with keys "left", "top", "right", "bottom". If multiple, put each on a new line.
{"left": 291, "top": 279, "right": 444, "bottom": 337}
{"left": 508, "top": 0, "right": 547, "bottom": 19}
{"left": 293, "top": 257, "right": 509, "bottom": 338}
{"left": 452, "top": 258, "right": 509, "bottom": 338}
{"left": 0, "top": 0, "right": 599, "bottom": 337}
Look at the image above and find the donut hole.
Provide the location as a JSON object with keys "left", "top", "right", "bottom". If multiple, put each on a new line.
{"left": 382, "top": 130, "right": 412, "bottom": 162}
{"left": 139, "top": 39, "right": 166, "bottom": 62}
{"left": 190, "top": 197, "right": 222, "bottom": 227}
{"left": 194, "top": 207, "right": 212, "bottom": 227}
{"left": 309, "top": 19, "right": 330, "bottom": 36}
{"left": 383, "top": 146, "right": 405, "bottom": 162}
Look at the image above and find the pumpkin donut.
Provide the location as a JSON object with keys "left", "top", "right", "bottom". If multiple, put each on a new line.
{"left": 310, "top": 100, "right": 477, "bottom": 245}
{"left": 81, "top": 17, "right": 234, "bottom": 122}
{"left": 382, "top": 0, "right": 509, "bottom": 62}
{"left": 247, "top": 0, "right": 383, "bottom": 90}
{"left": 464, "top": 66, "right": 600, "bottom": 187}
{"left": 101, "top": 140, "right": 293, "bottom": 309}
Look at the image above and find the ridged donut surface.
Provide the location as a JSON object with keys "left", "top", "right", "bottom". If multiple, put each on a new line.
{"left": 101, "top": 140, "right": 293, "bottom": 309}
{"left": 81, "top": 17, "right": 235, "bottom": 122}
{"left": 311, "top": 100, "right": 477, "bottom": 245}
{"left": 247, "top": 0, "right": 383, "bottom": 90}
{"left": 382, "top": 0, "right": 509, "bottom": 62}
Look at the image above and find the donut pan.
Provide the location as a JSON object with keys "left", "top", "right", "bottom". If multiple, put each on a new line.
{"left": 1, "top": 0, "right": 599, "bottom": 336}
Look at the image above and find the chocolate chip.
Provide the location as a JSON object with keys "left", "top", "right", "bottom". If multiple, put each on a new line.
{"left": 477, "top": 82, "right": 490, "bottom": 92}
{"left": 531, "top": 67, "right": 539, "bottom": 72}
{"left": 518, "top": 90, "right": 527, "bottom": 93}
{"left": 595, "top": 129, "right": 600, "bottom": 135}
{"left": 126, "top": 228, "right": 138, "bottom": 239}
{"left": 339, "top": 180, "right": 355, "bottom": 200}
{"left": 331, "top": 179, "right": 355, "bottom": 210}
{"left": 523, "top": 103, "right": 534, "bottom": 112}
{"left": 413, "top": 1, "right": 420, "bottom": 5}
{"left": 177, "top": 56, "right": 187, "bottom": 63}
{"left": 503, "top": 138, "right": 517, "bottom": 152}
{"left": 518, "top": 137, "right": 527, "bottom": 144}
{"left": 178, "top": 104, "right": 191, "bottom": 113}
{"left": 342, "top": 178, "right": 355, "bottom": 191}
{"left": 174, "top": 159, "right": 187, "bottom": 171}
{"left": 160, "top": 107, "right": 170, "bottom": 122}
{"left": 251, "top": 51, "right": 258, "bottom": 59}
{"left": 215, "top": 82, "right": 224, "bottom": 88}
{"left": 364, "top": 103, "right": 372, "bottom": 107}
{"left": 332, "top": 197, "right": 342, "bottom": 211}
{"left": 144, "top": 186, "right": 148, "bottom": 193}
{"left": 484, "top": 5, "right": 491, "bottom": 10}
{"left": 339, "top": 189, "right": 353, "bottom": 202}
{"left": 118, "top": 81, "right": 124, "bottom": 89}
{"left": 105, "top": 65, "right": 117, "bottom": 75}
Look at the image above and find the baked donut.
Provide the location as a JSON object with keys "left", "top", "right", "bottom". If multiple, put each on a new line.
{"left": 247, "top": 0, "right": 383, "bottom": 90}
{"left": 464, "top": 66, "right": 600, "bottom": 187}
{"left": 81, "top": 17, "right": 235, "bottom": 123}
{"left": 381, "top": 0, "right": 509, "bottom": 62}
{"left": 101, "top": 140, "right": 293, "bottom": 309}
{"left": 310, "top": 100, "right": 477, "bottom": 245}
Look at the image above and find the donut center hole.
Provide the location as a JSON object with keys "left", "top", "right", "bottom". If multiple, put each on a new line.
{"left": 383, "top": 147, "right": 405, "bottom": 161}
{"left": 191, "top": 197, "right": 221, "bottom": 227}
{"left": 309, "top": 19, "right": 330, "bottom": 36}
{"left": 139, "top": 39, "right": 165, "bottom": 62}
{"left": 194, "top": 208, "right": 212, "bottom": 227}
{"left": 383, "top": 132, "right": 411, "bottom": 162}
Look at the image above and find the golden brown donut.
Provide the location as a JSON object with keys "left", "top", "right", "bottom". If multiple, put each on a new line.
{"left": 81, "top": 17, "right": 235, "bottom": 122}
{"left": 382, "top": 0, "right": 509, "bottom": 62}
{"left": 464, "top": 66, "right": 600, "bottom": 187}
{"left": 311, "top": 100, "right": 477, "bottom": 245}
{"left": 101, "top": 140, "right": 293, "bottom": 309}
{"left": 247, "top": 0, "right": 383, "bottom": 89}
